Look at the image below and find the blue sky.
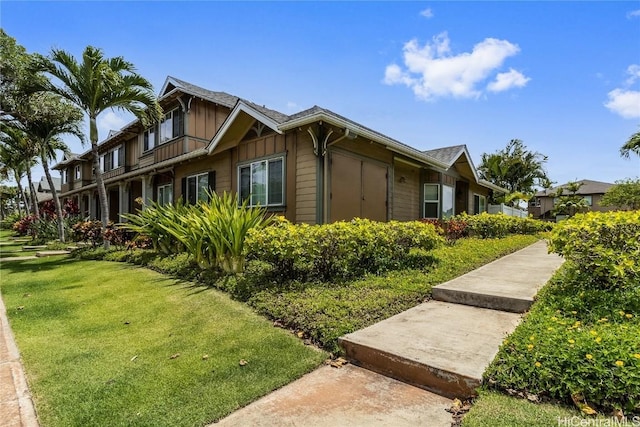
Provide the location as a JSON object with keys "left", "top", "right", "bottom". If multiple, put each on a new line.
{"left": 3, "top": 1, "right": 639, "bottom": 188}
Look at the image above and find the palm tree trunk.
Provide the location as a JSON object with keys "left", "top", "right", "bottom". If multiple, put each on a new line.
{"left": 25, "top": 167, "right": 40, "bottom": 218}
{"left": 90, "top": 116, "right": 110, "bottom": 249}
{"left": 13, "top": 170, "right": 28, "bottom": 217}
{"left": 41, "top": 155, "right": 66, "bottom": 242}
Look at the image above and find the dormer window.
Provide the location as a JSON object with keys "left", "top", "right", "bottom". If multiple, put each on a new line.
{"left": 75, "top": 165, "right": 81, "bottom": 180}
{"left": 159, "top": 108, "right": 184, "bottom": 144}
{"left": 143, "top": 127, "right": 156, "bottom": 152}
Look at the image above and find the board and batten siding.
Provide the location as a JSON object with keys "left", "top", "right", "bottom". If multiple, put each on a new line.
{"left": 392, "top": 162, "right": 421, "bottom": 221}
{"left": 190, "top": 99, "right": 231, "bottom": 141}
{"left": 295, "top": 132, "right": 317, "bottom": 224}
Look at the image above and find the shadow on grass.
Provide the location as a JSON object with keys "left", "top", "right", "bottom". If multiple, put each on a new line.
{"left": 0, "top": 256, "right": 77, "bottom": 274}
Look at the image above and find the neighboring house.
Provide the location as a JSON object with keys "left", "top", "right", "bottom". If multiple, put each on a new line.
{"left": 34, "top": 176, "right": 61, "bottom": 204}
{"left": 528, "top": 179, "right": 616, "bottom": 220}
{"left": 53, "top": 76, "right": 504, "bottom": 224}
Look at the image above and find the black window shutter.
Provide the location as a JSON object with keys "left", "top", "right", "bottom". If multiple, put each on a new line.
{"left": 208, "top": 171, "right": 216, "bottom": 193}
{"left": 143, "top": 132, "right": 149, "bottom": 151}
{"left": 181, "top": 177, "right": 187, "bottom": 204}
{"left": 119, "top": 146, "right": 125, "bottom": 168}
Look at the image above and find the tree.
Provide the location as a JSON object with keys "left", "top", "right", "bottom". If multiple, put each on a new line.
{"left": 0, "top": 143, "right": 28, "bottom": 216}
{"left": 31, "top": 46, "right": 162, "bottom": 247}
{"left": 0, "top": 123, "right": 41, "bottom": 217}
{"left": 620, "top": 130, "right": 640, "bottom": 158}
{"left": 478, "top": 139, "right": 551, "bottom": 205}
{"left": 600, "top": 178, "right": 640, "bottom": 210}
{"left": 5, "top": 94, "right": 85, "bottom": 242}
{"left": 551, "top": 181, "right": 589, "bottom": 218}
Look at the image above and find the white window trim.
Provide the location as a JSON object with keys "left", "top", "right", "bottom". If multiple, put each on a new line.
{"left": 157, "top": 183, "right": 173, "bottom": 206}
{"left": 186, "top": 172, "right": 209, "bottom": 204}
{"left": 143, "top": 127, "right": 156, "bottom": 152}
{"left": 61, "top": 169, "right": 68, "bottom": 184}
{"left": 159, "top": 108, "right": 181, "bottom": 145}
{"left": 474, "top": 193, "right": 487, "bottom": 214}
{"left": 442, "top": 184, "right": 454, "bottom": 219}
{"left": 237, "top": 155, "right": 285, "bottom": 207}
{"left": 423, "top": 183, "right": 440, "bottom": 219}
{"left": 75, "top": 165, "right": 81, "bottom": 180}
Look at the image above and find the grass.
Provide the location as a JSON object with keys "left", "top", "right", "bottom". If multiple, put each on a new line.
{"left": 0, "top": 256, "right": 326, "bottom": 426}
{"left": 247, "top": 234, "right": 540, "bottom": 353}
{"left": 462, "top": 390, "right": 582, "bottom": 427}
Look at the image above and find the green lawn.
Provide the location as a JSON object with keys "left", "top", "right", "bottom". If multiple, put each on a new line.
{"left": 0, "top": 256, "right": 326, "bottom": 426}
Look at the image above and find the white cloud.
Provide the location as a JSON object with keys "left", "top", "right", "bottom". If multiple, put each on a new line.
{"left": 605, "top": 89, "right": 640, "bottom": 119}
{"left": 627, "top": 9, "right": 640, "bottom": 19}
{"left": 383, "top": 32, "right": 528, "bottom": 101}
{"left": 420, "top": 8, "right": 434, "bottom": 18}
{"left": 487, "top": 68, "right": 531, "bottom": 92}
{"left": 97, "top": 110, "right": 129, "bottom": 139}
{"left": 604, "top": 64, "right": 640, "bottom": 119}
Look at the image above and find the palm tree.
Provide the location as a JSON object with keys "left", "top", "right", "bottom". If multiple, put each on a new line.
{"left": 9, "top": 93, "right": 85, "bottom": 242}
{"left": 621, "top": 130, "right": 640, "bottom": 158}
{"left": 0, "top": 143, "right": 28, "bottom": 216}
{"left": 32, "top": 46, "right": 162, "bottom": 247}
{"left": 0, "top": 123, "right": 40, "bottom": 217}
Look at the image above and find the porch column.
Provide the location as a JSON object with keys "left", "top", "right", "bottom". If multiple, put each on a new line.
{"left": 88, "top": 192, "right": 96, "bottom": 219}
{"left": 141, "top": 175, "right": 153, "bottom": 208}
{"left": 119, "top": 182, "right": 129, "bottom": 222}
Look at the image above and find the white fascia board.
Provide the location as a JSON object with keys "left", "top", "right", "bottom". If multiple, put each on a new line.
{"left": 280, "top": 112, "right": 450, "bottom": 169}
{"left": 479, "top": 179, "right": 508, "bottom": 193}
{"left": 207, "top": 101, "right": 282, "bottom": 155}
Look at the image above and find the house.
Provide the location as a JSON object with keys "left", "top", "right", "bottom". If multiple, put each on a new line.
{"left": 53, "top": 76, "right": 505, "bottom": 224}
{"left": 528, "top": 179, "right": 616, "bottom": 220}
{"left": 34, "top": 176, "right": 61, "bottom": 204}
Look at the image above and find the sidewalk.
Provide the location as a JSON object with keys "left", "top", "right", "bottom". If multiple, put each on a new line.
{"left": 0, "top": 285, "right": 38, "bottom": 427}
{"left": 214, "top": 240, "right": 564, "bottom": 426}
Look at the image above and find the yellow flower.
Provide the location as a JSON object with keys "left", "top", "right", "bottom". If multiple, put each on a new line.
{"left": 547, "top": 327, "right": 554, "bottom": 331}
{"left": 595, "top": 337, "right": 602, "bottom": 344}
{"left": 619, "top": 311, "right": 626, "bottom": 316}
{"left": 586, "top": 354, "right": 594, "bottom": 360}
{"left": 529, "top": 335, "right": 535, "bottom": 341}
{"left": 527, "top": 344, "right": 534, "bottom": 350}
{"left": 551, "top": 316, "right": 558, "bottom": 321}
{"left": 571, "top": 311, "right": 577, "bottom": 315}
{"left": 625, "top": 314, "right": 633, "bottom": 319}
{"left": 633, "top": 354, "right": 640, "bottom": 359}
{"left": 568, "top": 339, "right": 575, "bottom": 344}
{"left": 615, "top": 360, "right": 624, "bottom": 367}
{"left": 574, "top": 321, "right": 581, "bottom": 327}
{"left": 535, "top": 361, "right": 542, "bottom": 368}
{"left": 598, "top": 318, "right": 608, "bottom": 323}
{"left": 589, "top": 330, "right": 598, "bottom": 336}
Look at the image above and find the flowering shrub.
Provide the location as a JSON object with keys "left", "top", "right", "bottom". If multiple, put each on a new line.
{"left": 549, "top": 211, "right": 640, "bottom": 290}
{"left": 71, "top": 220, "right": 104, "bottom": 247}
{"left": 485, "top": 265, "right": 640, "bottom": 414}
{"left": 13, "top": 215, "right": 37, "bottom": 236}
{"left": 421, "top": 218, "right": 469, "bottom": 243}
{"left": 246, "top": 218, "right": 443, "bottom": 282}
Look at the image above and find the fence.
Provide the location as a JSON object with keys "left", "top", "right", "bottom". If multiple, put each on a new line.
{"left": 488, "top": 204, "right": 528, "bottom": 218}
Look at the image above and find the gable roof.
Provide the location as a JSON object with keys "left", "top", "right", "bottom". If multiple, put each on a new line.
{"left": 423, "top": 145, "right": 467, "bottom": 165}
{"left": 535, "top": 179, "right": 614, "bottom": 197}
{"left": 37, "top": 176, "right": 61, "bottom": 192}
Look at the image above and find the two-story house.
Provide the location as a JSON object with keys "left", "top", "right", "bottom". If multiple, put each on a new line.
{"left": 54, "top": 76, "right": 505, "bottom": 224}
{"left": 528, "top": 179, "right": 617, "bottom": 220}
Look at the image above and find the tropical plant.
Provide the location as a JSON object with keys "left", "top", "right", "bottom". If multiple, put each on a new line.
{"left": 551, "top": 181, "right": 589, "bottom": 218}
{"left": 3, "top": 94, "right": 84, "bottom": 242}
{"left": 122, "top": 198, "right": 188, "bottom": 255}
{"left": 601, "top": 178, "right": 640, "bottom": 210}
{"left": 31, "top": 46, "right": 162, "bottom": 247}
{"left": 620, "top": 130, "right": 640, "bottom": 158}
{"left": 0, "top": 136, "right": 29, "bottom": 216}
{"left": 479, "top": 139, "right": 551, "bottom": 205}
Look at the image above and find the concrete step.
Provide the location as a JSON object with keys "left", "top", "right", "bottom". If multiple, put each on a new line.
{"left": 35, "top": 250, "right": 70, "bottom": 257}
{"left": 339, "top": 301, "right": 522, "bottom": 398}
{"left": 22, "top": 245, "right": 47, "bottom": 251}
{"left": 432, "top": 241, "right": 564, "bottom": 313}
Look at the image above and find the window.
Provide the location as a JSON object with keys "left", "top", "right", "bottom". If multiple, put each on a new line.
{"left": 143, "top": 127, "right": 156, "bottom": 152}
{"left": 186, "top": 173, "right": 209, "bottom": 205}
{"left": 582, "top": 195, "right": 592, "bottom": 206}
{"left": 75, "top": 165, "right": 81, "bottom": 180}
{"left": 442, "top": 184, "right": 454, "bottom": 218}
{"left": 99, "top": 145, "right": 123, "bottom": 172}
{"left": 159, "top": 109, "right": 184, "bottom": 144}
{"left": 238, "top": 157, "right": 284, "bottom": 207}
{"left": 157, "top": 184, "right": 173, "bottom": 206}
{"left": 423, "top": 184, "right": 439, "bottom": 218}
{"left": 473, "top": 194, "right": 487, "bottom": 214}
{"left": 61, "top": 169, "right": 68, "bottom": 184}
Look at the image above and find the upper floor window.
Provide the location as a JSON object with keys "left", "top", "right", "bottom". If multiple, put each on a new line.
{"left": 75, "top": 165, "right": 81, "bottom": 180}
{"left": 61, "top": 169, "right": 68, "bottom": 184}
{"left": 143, "top": 127, "right": 156, "bottom": 152}
{"left": 159, "top": 109, "right": 184, "bottom": 145}
{"left": 100, "top": 145, "right": 123, "bottom": 172}
{"left": 239, "top": 156, "right": 284, "bottom": 207}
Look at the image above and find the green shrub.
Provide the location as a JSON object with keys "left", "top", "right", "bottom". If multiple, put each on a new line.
{"left": 147, "top": 253, "right": 200, "bottom": 280}
{"left": 458, "top": 213, "right": 552, "bottom": 238}
{"left": 549, "top": 210, "right": 640, "bottom": 290}
{"left": 246, "top": 218, "right": 443, "bottom": 283}
{"left": 1, "top": 212, "right": 21, "bottom": 230}
{"left": 71, "top": 220, "right": 104, "bottom": 247}
{"left": 485, "top": 265, "right": 640, "bottom": 413}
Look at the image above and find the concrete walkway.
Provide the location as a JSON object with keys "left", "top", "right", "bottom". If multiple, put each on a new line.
{"left": 0, "top": 284, "right": 38, "bottom": 427}
{"left": 216, "top": 240, "right": 564, "bottom": 425}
